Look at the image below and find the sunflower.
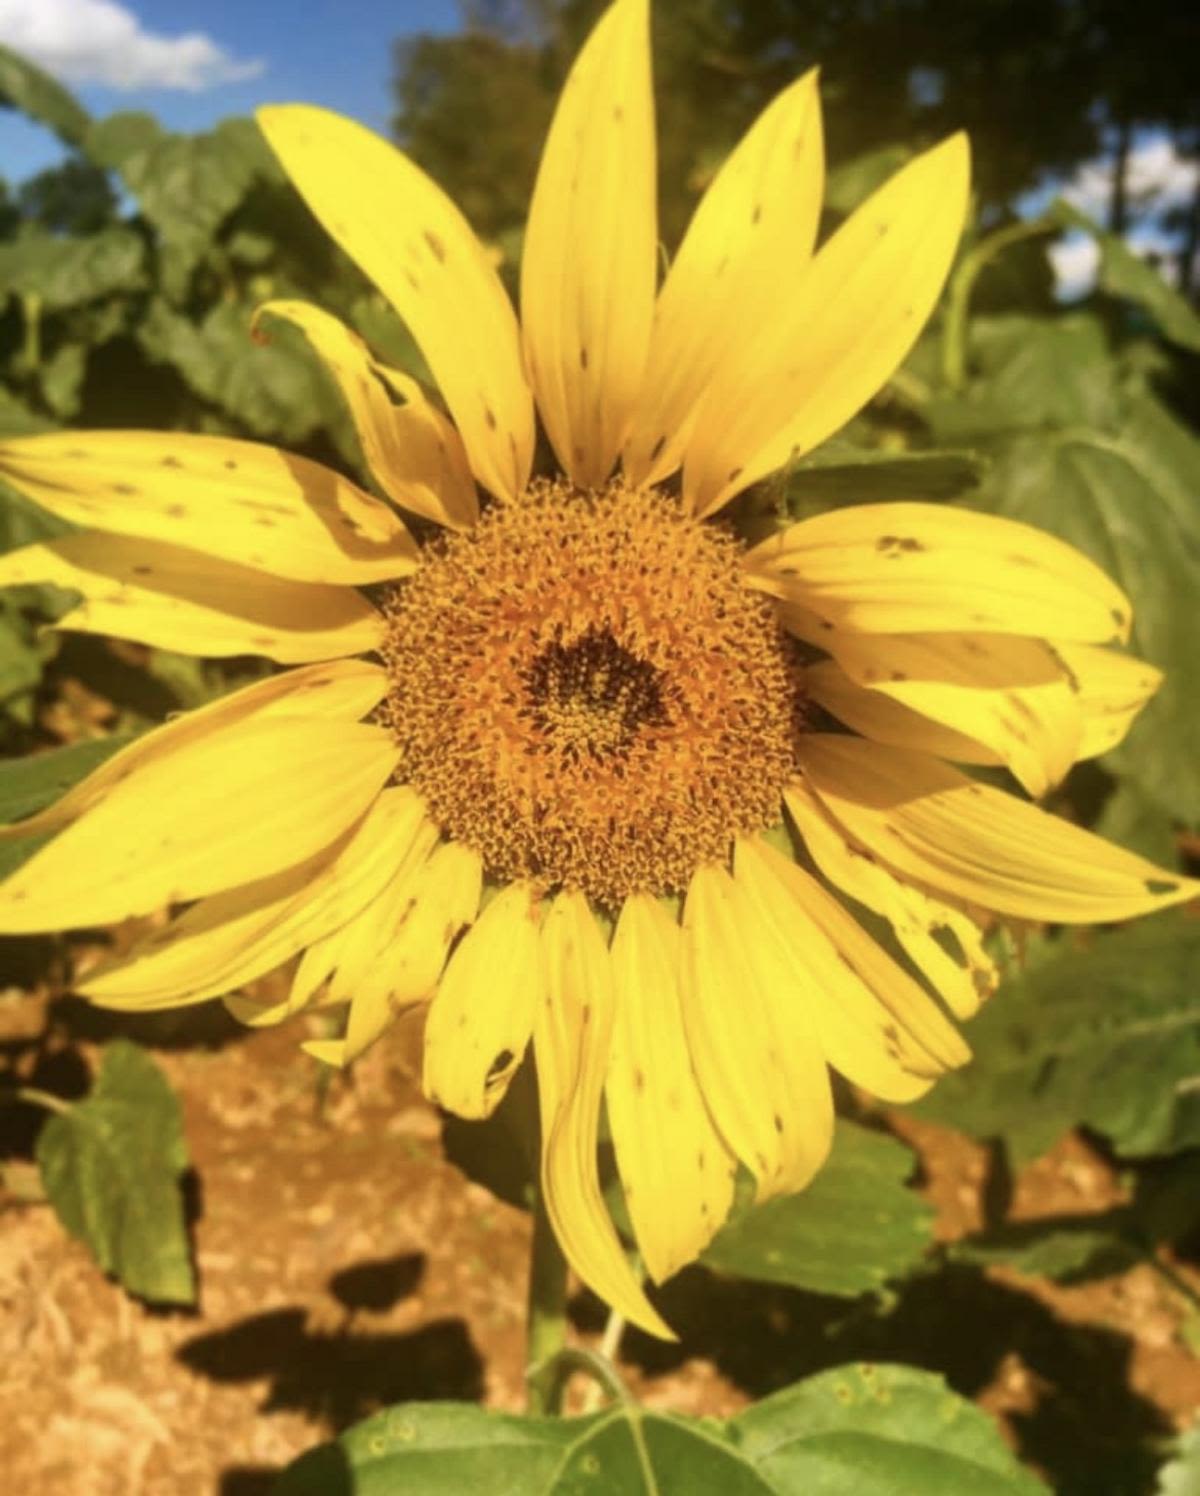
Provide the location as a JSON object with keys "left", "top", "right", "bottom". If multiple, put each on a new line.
{"left": 0, "top": 0, "right": 1192, "bottom": 1341}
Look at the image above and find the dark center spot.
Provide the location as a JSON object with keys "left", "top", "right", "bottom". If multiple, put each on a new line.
{"left": 521, "top": 626, "right": 668, "bottom": 761}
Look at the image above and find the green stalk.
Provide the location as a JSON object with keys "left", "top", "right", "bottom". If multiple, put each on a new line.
{"left": 0, "top": 1085, "right": 72, "bottom": 1116}
{"left": 941, "top": 216, "right": 1058, "bottom": 391}
{"left": 525, "top": 1177, "right": 571, "bottom": 1415}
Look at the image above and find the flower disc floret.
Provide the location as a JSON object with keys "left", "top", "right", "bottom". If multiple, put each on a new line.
{"left": 381, "top": 481, "right": 802, "bottom": 905}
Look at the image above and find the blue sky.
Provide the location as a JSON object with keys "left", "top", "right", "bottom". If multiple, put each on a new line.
{"left": 0, "top": 0, "right": 461, "bottom": 183}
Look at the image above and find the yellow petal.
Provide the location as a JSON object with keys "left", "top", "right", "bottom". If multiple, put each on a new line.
{"left": 1053, "top": 643, "right": 1163, "bottom": 758}
{"left": 747, "top": 501, "right": 1132, "bottom": 644}
{"left": 0, "top": 430, "right": 416, "bottom": 584}
{"left": 0, "top": 718, "right": 399, "bottom": 932}
{"left": 827, "top": 631, "right": 1083, "bottom": 798}
{"left": 84, "top": 788, "right": 430, "bottom": 1010}
{"left": 800, "top": 733, "right": 1199, "bottom": 922}
{"left": 535, "top": 889, "right": 673, "bottom": 1339}
{"left": 624, "top": 70, "right": 823, "bottom": 487}
{"left": 258, "top": 105, "right": 533, "bottom": 502}
{"left": 680, "top": 863, "right": 833, "bottom": 1202}
{"left": 784, "top": 779, "right": 996, "bottom": 1020}
{"left": 300, "top": 822, "right": 442, "bottom": 1067}
{"left": 255, "top": 301, "right": 478, "bottom": 531}
{"left": 0, "top": 658, "right": 386, "bottom": 843}
{"left": 806, "top": 658, "right": 1002, "bottom": 766}
{"left": 684, "top": 134, "right": 969, "bottom": 517}
{"left": 606, "top": 893, "right": 736, "bottom": 1284}
{"left": 734, "top": 835, "right": 965, "bottom": 1096}
{"left": 422, "top": 880, "right": 542, "bottom": 1119}
{"left": 333, "top": 839, "right": 483, "bottom": 1067}
{"left": 0, "top": 534, "right": 383, "bottom": 664}
{"left": 520, "top": 0, "right": 655, "bottom": 487}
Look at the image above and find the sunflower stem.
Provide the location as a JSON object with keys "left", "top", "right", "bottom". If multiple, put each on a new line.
{"left": 940, "top": 215, "right": 1058, "bottom": 391}
{"left": 525, "top": 1177, "right": 570, "bottom": 1416}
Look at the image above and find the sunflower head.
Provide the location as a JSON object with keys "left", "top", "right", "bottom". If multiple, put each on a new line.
{"left": 0, "top": 0, "right": 1193, "bottom": 1343}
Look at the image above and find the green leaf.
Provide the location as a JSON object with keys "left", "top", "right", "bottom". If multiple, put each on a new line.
{"left": 91, "top": 116, "right": 265, "bottom": 300}
{"left": 702, "top": 1122, "right": 934, "bottom": 1297}
{"left": 733, "top": 1364, "right": 1047, "bottom": 1495}
{"left": 824, "top": 145, "right": 913, "bottom": 215}
{"left": 0, "top": 227, "right": 145, "bottom": 311}
{"left": 0, "top": 44, "right": 91, "bottom": 147}
{"left": 914, "top": 918, "right": 1200, "bottom": 1162}
{"left": 929, "top": 313, "right": 1119, "bottom": 437}
{"left": 35, "top": 1040, "right": 195, "bottom": 1305}
{"left": 275, "top": 1365, "right": 1044, "bottom": 1495}
{"left": 784, "top": 447, "right": 985, "bottom": 513}
{"left": 1092, "top": 779, "right": 1179, "bottom": 868}
{"left": 1156, "top": 1422, "right": 1200, "bottom": 1495}
{"left": 1052, "top": 201, "right": 1200, "bottom": 353}
{"left": 0, "top": 732, "right": 137, "bottom": 823}
{"left": 137, "top": 298, "right": 331, "bottom": 441}
{"left": 971, "top": 398, "right": 1200, "bottom": 823}
{"left": 952, "top": 1216, "right": 1139, "bottom": 1282}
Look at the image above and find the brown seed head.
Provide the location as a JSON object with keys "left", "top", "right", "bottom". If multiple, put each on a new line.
{"left": 380, "top": 480, "right": 802, "bottom": 907}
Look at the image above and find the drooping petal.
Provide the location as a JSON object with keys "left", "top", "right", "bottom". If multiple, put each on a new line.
{"left": 255, "top": 301, "right": 478, "bottom": 530}
{"left": 784, "top": 779, "right": 996, "bottom": 1020}
{"left": 301, "top": 821, "right": 443, "bottom": 1067}
{"left": 0, "top": 534, "right": 384, "bottom": 663}
{"left": 0, "top": 718, "right": 399, "bottom": 933}
{"left": 684, "top": 134, "right": 969, "bottom": 517}
{"left": 521, "top": 0, "right": 656, "bottom": 488}
{"left": 1053, "top": 643, "right": 1163, "bottom": 758}
{"left": 606, "top": 893, "right": 736, "bottom": 1284}
{"left": 800, "top": 734, "right": 1199, "bottom": 922}
{"left": 0, "top": 658, "right": 387, "bottom": 843}
{"left": 733, "top": 835, "right": 968, "bottom": 1095}
{"left": 341, "top": 841, "right": 483, "bottom": 1061}
{"left": 84, "top": 788, "right": 430, "bottom": 1010}
{"left": 825, "top": 631, "right": 1083, "bottom": 798}
{"left": 623, "top": 69, "right": 823, "bottom": 487}
{"left": 258, "top": 105, "right": 533, "bottom": 501}
{"left": 747, "top": 502, "right": 1133, "bottom": 644}
{"left": 535, "top": 889, "right": 673, "bottom": 1339}
{"left": 806, "top": 658, "right": 1002, "bottom": 766}
{"left": 680, "top": 863, "right": 833, "bottom": 1202}
{"left": 422, "top": 881, "right": 542, "bottom": 1119}
{"left": 0, "top": 430, "right": 417, "bottom": 584}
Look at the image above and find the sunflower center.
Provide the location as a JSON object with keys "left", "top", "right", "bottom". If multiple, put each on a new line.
{"left": 380, "top": 479, "right": 802, "bottom": 907}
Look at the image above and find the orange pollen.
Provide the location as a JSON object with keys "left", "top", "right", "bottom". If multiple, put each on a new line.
{"left": 380, "top": 479, "right": 804, "bottom": 907}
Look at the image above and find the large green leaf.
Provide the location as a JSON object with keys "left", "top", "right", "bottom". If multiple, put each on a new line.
{"left": 702, "top": 1122, "right": 934, "bottom": 1297}
{"left": 1052, "top": 201, "right": 1200, "bottom": 354}
{"left": 0, "top": 44, "right": 91, "bottom": 147}
{"left": 783, "top": 447, "right": 986, "bottom": 515}
{"left": 89, "top": 115, "right": 268, "bottom": 300}
{"left": 0, "top": 732, "right": 137, "bottom": 823}
{"left": 35, "top": 1040, "right": 196, "bottom": 1304}
{"left": 0, "top": 228, "right": 145, "bottom": 310}
{"left": 914, "top": 918, "right": 1200, "bottom": 1162}
{"left": 274, "top": 1364, "right": 1045, "bottom": 1495}
{"left": 971, "top": 394, "right": 1200, "bottom": 822}
{"left": 137, "top": 298, "right": 332, "bottom": 441}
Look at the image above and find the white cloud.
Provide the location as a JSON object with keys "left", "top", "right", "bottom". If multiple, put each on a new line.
{"left": 1062, "top": 131, "right": 1200, "bottom": 220}
{"left": 1047, "top": 233, "right": 1101, "bottom": 302}
{"left": 0, "top": 0, "right": 264, "bottom": 92}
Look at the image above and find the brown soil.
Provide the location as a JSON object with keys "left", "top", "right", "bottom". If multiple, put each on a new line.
{"left": 1, "top": 949, "right": 1198, "bottom": 1496}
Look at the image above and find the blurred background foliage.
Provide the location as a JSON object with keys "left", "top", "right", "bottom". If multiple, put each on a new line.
{"left": 0, "top": 3, "right": 1199, "bottom": 1491}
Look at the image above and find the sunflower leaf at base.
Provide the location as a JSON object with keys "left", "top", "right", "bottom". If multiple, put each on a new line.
{"left": 35, "top": 1039, "right": 196, "bottom": 1305}
{"left": 701, "top": 1120, "right": 934, "bottom": 1298}
{"left": 912, "top": 917, "right": 1200, "bottom": 1163}
{"left": 272, "top": 1363, "right": 1046, "bottom": 1495}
